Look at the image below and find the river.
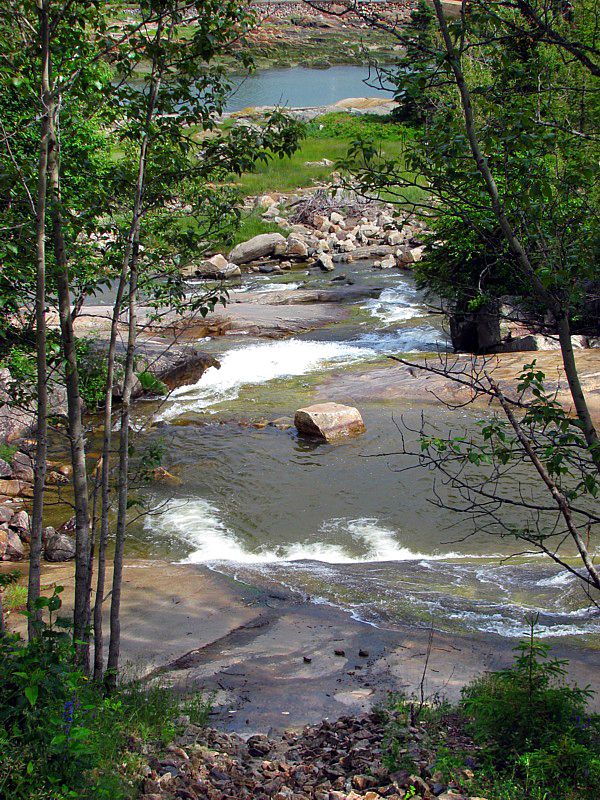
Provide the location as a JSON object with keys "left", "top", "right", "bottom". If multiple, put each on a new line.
{"left": 122, "top": 260, "right": 600, "bottom": 646}
{"left": 224, "top": 66, "right": 393, "bottom": 111}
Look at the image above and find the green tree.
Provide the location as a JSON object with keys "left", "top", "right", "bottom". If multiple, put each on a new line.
{"left": 0, "top": 0, "right": 301, "bottom": 672}
{"left": 315, "top": 0, "right": 600, "bottom": 594}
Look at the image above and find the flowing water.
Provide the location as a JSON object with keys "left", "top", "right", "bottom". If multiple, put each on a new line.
{"left": 127, "top": 262, "right": 600, "bottom": 645}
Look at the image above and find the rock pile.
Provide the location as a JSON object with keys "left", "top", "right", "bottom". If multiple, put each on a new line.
{"left": 138, "top": 711, "right": 484, "bottom": 800}
{"left": 0, "top": 448, "right": 76, "bottom": 562}
{"left": 182, "top": 189, "right": 431, "bottom": 280}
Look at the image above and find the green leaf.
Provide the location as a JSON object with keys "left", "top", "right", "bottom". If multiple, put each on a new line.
{"left": 24, "top": 685, "right": 38, "bottom": 707}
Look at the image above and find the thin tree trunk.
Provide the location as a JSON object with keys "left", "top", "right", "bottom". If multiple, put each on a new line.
{"left": 430, "top": 0, "right": 600, "bottom": 469}
{"left": 106, "top": 46, "right": 164, "bottom": 687}
{"left": 93, "top": 243, "right": 133, "bottom": 682}
{"left": 47, "top": 109, "right": 92, "bottom": 667}
{"left": 28, "top": 0, "right": 50, "bottom": 639}
{"left": 106, "top": 246, "right": 139, "bottom": 689}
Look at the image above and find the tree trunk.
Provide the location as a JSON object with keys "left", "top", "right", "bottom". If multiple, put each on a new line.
{"left": 28, "top": 0, "right": 50, "bottom": 639}
{"left": 93, "top": 238, "right": 133, "bottom": 682}
{"left": 47, "top": 107, "right": 92, "bottom": 667}
{"left": 105, "top": 48, "right": 163, "bottom": 687}
{"left": 106, "top": 247, "right": 139, "bottom": 688}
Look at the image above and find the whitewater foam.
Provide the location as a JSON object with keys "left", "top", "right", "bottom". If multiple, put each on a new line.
{"left": 363, "top": 286, "right": 428, "bottom": 326}
{"left": 149, "top": 502, "right": 458, "bottom": 565}
{"left": 157, "top": 338, "right": 372, "bottom": 420}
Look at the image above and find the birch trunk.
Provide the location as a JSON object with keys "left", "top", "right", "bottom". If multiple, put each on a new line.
{"left": 27, "top": 0, "right": 50, "bottom": 639}
{"left": 47, "top": 107, "right": 92, "bottom": 666}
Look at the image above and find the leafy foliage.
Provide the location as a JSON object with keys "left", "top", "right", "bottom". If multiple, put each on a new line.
{"left": 461, "top": 621, "right": 600, "bottom": 798}
{"left": 0, "top": 589, "right": 212, "bottom": 799}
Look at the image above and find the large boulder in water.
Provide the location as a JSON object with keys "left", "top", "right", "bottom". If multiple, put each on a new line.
{"left": 44, "top": 532, "right": 76, "bottom": 562}
{"left": 294, "top": 402, "right": 366, "bottom": 442}
{"left": 229, "top": 233, "right": 286, "bottom": 264}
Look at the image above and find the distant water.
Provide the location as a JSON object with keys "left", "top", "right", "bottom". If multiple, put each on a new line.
{"left": 224, "top": 66, "right": 393, "bottom": 111}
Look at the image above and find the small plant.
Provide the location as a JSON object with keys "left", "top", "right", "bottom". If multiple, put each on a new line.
{"left": 137, "top": 370, "right": 168, "bottom": 396}
{"left": 75, "top": 337, "right": 110, "bottom": 412}
{"left": 3, "top": 582, "right": 28, "bottom": 610}
{"left": 461, "top": 617, "right": 600, "bottom": 798}
{"left": 0, "top": 442, "right": 17, "bottom": 462}
{"left": 0, "top": 588, "right": 213, "bottom": 799}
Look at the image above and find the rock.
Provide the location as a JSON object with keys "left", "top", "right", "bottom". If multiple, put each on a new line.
{"left": 0, "top": 505, "right": 15, "bottom": 525}
{"left": 220, "top": 262, "right": 242, "bottom": 278}
{"left": 144, "top": 349, "right": 220, "bottom": 394}
{"left": 0, "top": 528, "right": 7, "bottom": 559}
{"left": 385, "top": 230, "right": 403, "bottom": 246}
{"left": 255, "top": 194, "right": 278, "bottom": 209}
{"left": 10, "top": 510, "right": 30, "bottom": 535}
{"left": 11, "top": 451, "right": 34, "bottom": 482}
{"left": 329, "top": 211, "right": 345, "bottom": 225}
{"left": 229, "top": 233, "right": 287, "bottom": 265}
{"left": 316, "top": 253, "right": 335, "bottom": 272}
{"left": 45, "top": 470, "right": 70, "bottom": 485}
{"left": 205, "top": 253, "right": 228, "bottom": 270}
{"left": 0, "top": 458, "right": 11, "bottom": 478}
{"left": 286, "top": 235, "right": 309, "bottom": 258}
{"left": 44, "top": 532, "right": 76, "bottom": 562}
{"left": 490, "top": 333, "right": 587, "bottom": 354}
{"left": 247, "top": 735, "right": 272, "bottom": 757}
{"left": 151, "top": 467, "right": 182, "bottom": 486}
{"left": 294, "top": 403, "right": 366, "bottom": 442}
{"left": 42, "top": 526, "right": 55, "bottom": 543}
{"left": 0, "top": 479, "right": 29, "bottom": 498}
{"left": 57, "top": 516, "right": 76, "bottom": 534}
{"left": 397, "top": 246, "right": 425, "bottom": 265}
{"left": 380, "top": 255, "right": 396, "bottom": 269}
{"left": 3, "top": 529, "right": 25, "bottom": 560}
{"left": 304, "top": 158, "right": 334, "bottom": 167}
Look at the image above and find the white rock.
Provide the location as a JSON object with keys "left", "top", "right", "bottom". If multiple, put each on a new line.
{"left": 385, "top": 230, "right": 403, "bottom": 246}
{"left": 206, "top": 253, "right": 228, "bottom": 270}
{"left": 229, "top": 233, "right": 287, "bottom": 264}
{"left": 317, "top": 252, "right": 335, "bottom": 271}
{"left": 255, "top": 194, "right": 278, "bottom": 209}
{"left": 294, "top": 402, "right": 366, "bottom": 442}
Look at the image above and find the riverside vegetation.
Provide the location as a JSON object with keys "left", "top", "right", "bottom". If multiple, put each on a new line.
{"left": 1, "top": 0, "right": 600, "bottom": 798}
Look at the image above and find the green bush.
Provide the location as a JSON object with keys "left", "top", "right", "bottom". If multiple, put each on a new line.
{"left": 0, "top": 442, "right": 17, "bottom": 462}
{"left": 461, "top": 621, "right": 600, "bottom": 798}
{"left": 0, "top": 588, "right": 212, "bottom": 799}
{"left": 137, "top": 370, "right": 168, "bottom": 396}
{"left": 75, "top": 338, "right": 110, "bottom": 412}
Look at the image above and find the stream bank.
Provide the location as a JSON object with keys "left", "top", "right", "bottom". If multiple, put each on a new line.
{"left": 8, "top": 560, "right": 600, "bottom": 734}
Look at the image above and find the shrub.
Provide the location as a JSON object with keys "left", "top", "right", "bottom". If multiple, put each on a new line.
{"left": 137, "top": 370, "right": 168, "bottom": 396}
{"left": 0, "top": 588, "right": 213, "bottom": 799}
{"left": 75, "top": 337, "right": 110, "bottom": 412}
{"left": 461, "top": 619, "right": 600, "bottom": 798}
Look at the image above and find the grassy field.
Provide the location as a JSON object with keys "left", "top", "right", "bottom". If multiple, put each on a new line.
{"left": 234, "top": 134, "right": 406, "bottom": 196}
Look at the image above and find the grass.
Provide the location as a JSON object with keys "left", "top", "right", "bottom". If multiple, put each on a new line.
{"left": 235, "top": 135, "right": 405, "bottom": 196}
{"left": 3, "top": 583, "right": 27, "bottom": 611}
{"left": 226, "top": 208, "right": 288, "bottom": 248}
{"left": 0, "top": 442, "right": 17, "bottom": 463}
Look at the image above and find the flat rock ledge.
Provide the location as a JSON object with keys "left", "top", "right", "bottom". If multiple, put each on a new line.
{"left": 294, "top": 403, "right": 366, "bottom": 442}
